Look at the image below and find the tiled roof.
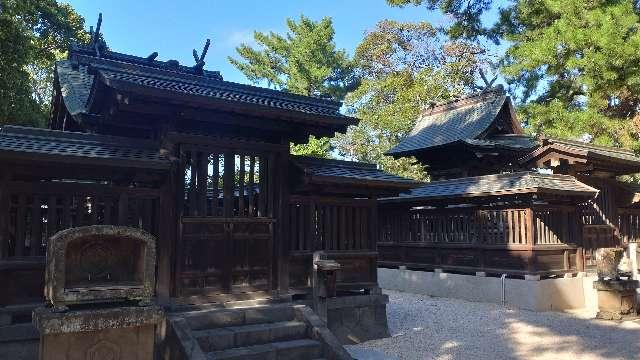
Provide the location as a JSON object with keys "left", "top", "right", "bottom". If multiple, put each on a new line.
{"left": 0, "top": 126, "right": 170, "bottom": 169}
{"left": 291, "top": 156, "right": 420, "bottom": 187}
{"left": 387, "top": 88, "right": 512, "bottom": 156}
{"left": 463, "top": 134, "right": 538, "bottom": 151}
{"left": 57, "top": 46, "right": 355, "bottom": 126}
{"left": 56, "top": 61, "right": 93, "bottom": 116}
{"left": 521, "top": 137, "right": 640, "bottom": 165}
{"left": 381, "top": 171, "right": 598, "bottom": 203}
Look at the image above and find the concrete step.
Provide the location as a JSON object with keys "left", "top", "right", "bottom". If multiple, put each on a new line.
{"left": 194, "top": 320, "right": 307, "bottom": 352}
{"left": 182, "top": 303, "right": 297, "bottom": 331}
{"left": 207, "top": 339, "right": 321, "bottom": 360}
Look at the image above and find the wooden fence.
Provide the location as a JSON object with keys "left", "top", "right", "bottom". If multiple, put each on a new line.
{"left": 0, "top": 180, "right": 160, "bottom": 306}
{"left": 378, "top": 204, "right": 582, "bottom": 275}
{"left": 288, "top": 195, "right": 378, "bottom": 293}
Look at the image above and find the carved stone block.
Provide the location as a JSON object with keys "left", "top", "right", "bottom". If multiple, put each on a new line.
{"left": 44, "top": 225, "right": 156, "bottom": 309}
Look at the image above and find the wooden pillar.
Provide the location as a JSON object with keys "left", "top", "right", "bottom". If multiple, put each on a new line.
{"left": 276, "top": 150, "right": 290, "bottom": 294}
{"left": 0, "top": 172, "right": 9, "bottom": 259}
{"left": 156, "top": 165, "right": 177, "bottom": 303}
{"left": 525, "top": 207, "right": 535, "bottom": 273}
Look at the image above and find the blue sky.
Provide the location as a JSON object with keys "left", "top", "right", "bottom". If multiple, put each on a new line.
{"left": 65, "top": 1, "right": 453, "bottom": 84}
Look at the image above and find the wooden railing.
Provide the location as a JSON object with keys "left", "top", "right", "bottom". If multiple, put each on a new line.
{"left": 378, "top": 204, "right": 582, "bottom": 275}
{"left": 287, "top": 195, "right": 378, "bottom": 292}
{"left": 619, "top": 208, "right": 640, "bottom": 243}
{"left": 0, "top": 180, "right": 161, "bottom": 306}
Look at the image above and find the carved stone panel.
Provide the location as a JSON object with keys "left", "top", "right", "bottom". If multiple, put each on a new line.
{"left": 45, "top": 225, "right": 156, "bottom": 309}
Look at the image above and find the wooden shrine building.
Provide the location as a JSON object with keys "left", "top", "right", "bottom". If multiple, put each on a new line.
{"left": 0, "top": 33, "right": 417, "bottom": 357}
{"left": 379, "top": 87, "right": 640, "bottom": 276}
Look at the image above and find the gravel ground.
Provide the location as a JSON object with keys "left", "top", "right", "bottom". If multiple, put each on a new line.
{"left": 347, "top": 290, "right": 640, "bottom": 360}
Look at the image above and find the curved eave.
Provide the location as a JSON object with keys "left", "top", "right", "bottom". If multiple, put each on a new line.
{"left": 0, "top": 148, "right": 171, "bottom": 170}
{"left": 89, "top": 71, "right": 357, "bottom": 135}
{"left": 305, "top": 174, "right": 422, "bottom": 191}
{"left": 380, "top": 186, "right": 598, "bottom": 205}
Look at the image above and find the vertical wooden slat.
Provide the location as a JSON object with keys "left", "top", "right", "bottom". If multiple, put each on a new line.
{"left": 258, "top": 156, "right": 266, "bottom": 217}
{"left": 47, "top": 195, "right": 58, "bottom": 243}
{"left": 267, "top": 153, "right": 276, "bottom": 217}
{"left": 0, "top": 174, "right": 9, "bottom": 259}
{"left": 297, "top": 204, "right": 304, "bottom": 251}
{"left": 103, "top": 197, "right": 112, "bottom": 225}
{"left": 118, "top": 192, "right": 129, "bottom": 226}
{"left": 196, "top": 151, "right": 208, "bottom": 216}
{"left": 90, "top": 196, "right": 98, "bottom": 225}
{"left": 338, "top": 206, "right": 346, "bottom": 250}
{"left": 248, "top": 156, "right": 255, "bottom": 217}
{"left": 305, "top": 202, "right": 314, "bottom": 251}
{"left": 30, "top": 195, "right": 42, "bottom": 256}
{"left": 323, "top": 205, "right": 331, "bottom": 251}
{"left": 15, "top": 195, "right": 27, "bottom": 257}
{"left": 211, "top": 153, "right": 220, "bottom": 217}
{"left": 238, "top": 155, "right": 246, "bottom": 216}
{"left": 223, "top": 152, "right": 234, "bottom": 217}
{"left": 331, "top": 206, "right": 338, "bottom": 251}
{"left": 187, "top": 151, "right": 197, "bottom": 216}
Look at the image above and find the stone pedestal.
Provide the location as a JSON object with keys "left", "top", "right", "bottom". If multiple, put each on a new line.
{"left": 33, "top": 306, "right": 163, "bottom": 360}
{"left": 593, "top": 280, "right": 639, "bottom": 320}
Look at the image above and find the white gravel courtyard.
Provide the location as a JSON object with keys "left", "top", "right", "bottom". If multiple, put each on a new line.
{"left": 347, "top": 290, "right": 640, "bottom": 360}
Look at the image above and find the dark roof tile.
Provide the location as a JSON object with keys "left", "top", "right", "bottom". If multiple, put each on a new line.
{"left": 0, "top": 126, "right": 169, "bottom": 169}
{"left": 292, "top": 156, "right": 420, "bottom": 186}
{"left": 387, "top": 89, "right": 510, "bottom": 155}
{"left": 381, "top": 171, "right": 598, "bottom": 203}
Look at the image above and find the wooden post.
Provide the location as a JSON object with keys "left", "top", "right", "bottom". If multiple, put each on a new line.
{"left": 157, "top": 164, "right": 177, "bottom": 303}
{"left": 525, "top": 207, "right": 535, "bottom": 273}
{"left": 0, "top": 172, "right": 9, "bottom": 259}
{"left": 277, "top": 151, "right": 289, "bottom": 294}
{"left": 312, "top": 251, "right": 340, "bottom": 323}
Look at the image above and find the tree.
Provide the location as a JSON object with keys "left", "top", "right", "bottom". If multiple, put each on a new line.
{"left": 228, "top": 15, "right": 358, "bottom": 158}
{"left": 386, "top": 0, "right": 495, "bottom": 41}
{"left": 335, "top": 20, "right": 483, "bottom": 179}
{"left": 498, "top": 0, "right": 640, "bottom": 150}
{"left": 0, "top": 0, "right": 88, "bottom": 127}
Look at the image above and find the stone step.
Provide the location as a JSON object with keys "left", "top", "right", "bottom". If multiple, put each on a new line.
{"left": 0, "top": 323, "right": 39, "bottom": 343}
{"left": 207, "top": 339, "right": 321, "bottom": 360}
{"left": 182, "top": 303, "right": 297, "bottom": 331}
{"left": 194, "top": 320, "right": 307, "bottom": 352}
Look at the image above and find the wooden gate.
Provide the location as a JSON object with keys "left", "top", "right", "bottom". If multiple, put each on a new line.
{"left": 174, "top": 141, "right": 282, "bottom": 297}
{"left": 179, "top": 217, "right": 273, "bottom": 296}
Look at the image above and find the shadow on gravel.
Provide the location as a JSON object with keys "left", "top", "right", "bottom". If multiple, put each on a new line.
{"left": 350, "top": 290, "right": 640, "bottom": 360}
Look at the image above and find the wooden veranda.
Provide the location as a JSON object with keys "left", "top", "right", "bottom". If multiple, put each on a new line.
{"left": 377, "top": 172, "right": 599, "bottom": 276}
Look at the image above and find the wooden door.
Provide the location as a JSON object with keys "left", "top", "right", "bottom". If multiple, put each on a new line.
{"left": 179, "top": 217, "right": 273, "bottom": 296}
{"left": 175, "top": 143, "right": 281, "bottom": 297}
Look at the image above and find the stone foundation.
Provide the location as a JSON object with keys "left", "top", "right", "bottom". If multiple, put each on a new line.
{"left": 379, "top": 267, "right": 599, "bottom": 312}
{"left": 593, "top": 280, "right": 639, "bottom": 320}
{"left": 33, "top": 305, "right": 164, "bottom": 360}
{"left": 326, "top": 294, "right": 390, "bottom": 344}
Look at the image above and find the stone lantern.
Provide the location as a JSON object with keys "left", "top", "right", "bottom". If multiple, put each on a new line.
{"left": 593, "top": 247, "right": 639, "bottom": 320}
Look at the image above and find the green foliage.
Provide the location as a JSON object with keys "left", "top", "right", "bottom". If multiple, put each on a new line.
{"left": 499, "top": 0, "right": 640, "bottom": 149}
{"left": 386, "top": 0, "right": 495, "bottom": 40}
{"left": 228, "top": 15, "right": 358, "bottom": 158}
{"left": 0, "top": 0, "right": 88, "bottom": 127}
{"left": 335, "top": 20, "right": 483, "bottom": 180}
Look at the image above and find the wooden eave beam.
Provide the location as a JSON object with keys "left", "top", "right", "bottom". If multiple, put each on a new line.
{"left": 97, "top": 73, "right": 354, "bottom": 133}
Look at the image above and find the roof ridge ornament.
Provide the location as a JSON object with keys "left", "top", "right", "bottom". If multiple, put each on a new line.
{"left": 192, "top": 39, "right": 211, "bottom": 75}
{"left": 88, "top": 13, "right": 107, "bottom": 58}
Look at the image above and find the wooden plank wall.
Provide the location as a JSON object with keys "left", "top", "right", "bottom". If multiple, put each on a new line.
{"left": 287, "top": 195, "right": 378, "bottom": 292}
